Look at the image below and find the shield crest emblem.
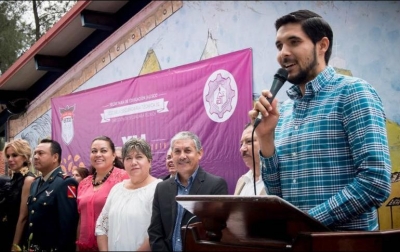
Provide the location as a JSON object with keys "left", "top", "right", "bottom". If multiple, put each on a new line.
{"left": 60, "top": 105, "right": 75, "bottom": 145}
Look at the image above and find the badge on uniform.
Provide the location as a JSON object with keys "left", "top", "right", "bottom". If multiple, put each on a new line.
{"left": 67, "top": 185, "right": 77, "bottom": 198}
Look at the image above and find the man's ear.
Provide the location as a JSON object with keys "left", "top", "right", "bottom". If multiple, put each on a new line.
{"left": 319, "top": 37, "right": 329, "bottom": 54}
{"left": 198, "top": 149, "right": 204, "bottom": 160}
{"left": 53, "top": 153, "right": 59, "bottom": 163}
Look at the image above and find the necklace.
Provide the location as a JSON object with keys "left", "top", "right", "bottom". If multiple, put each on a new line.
{"left": 92, "top": 167, "right": 114, "bottom": 186}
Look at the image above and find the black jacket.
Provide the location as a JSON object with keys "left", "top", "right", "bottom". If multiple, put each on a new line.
{"left": 26, "top": 167, "right": 78, "bottom": 251}
{"left": 148, "top": 167, "right": 228, "bottom": 251}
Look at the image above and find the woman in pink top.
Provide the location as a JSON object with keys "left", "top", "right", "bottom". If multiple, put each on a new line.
{"left": 76, "top": 136, "right": 128, "bottom": 251}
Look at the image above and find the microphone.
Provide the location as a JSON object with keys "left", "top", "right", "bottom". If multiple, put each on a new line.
{"left": 253, "top": 68, "right": 288, "bottom": 128}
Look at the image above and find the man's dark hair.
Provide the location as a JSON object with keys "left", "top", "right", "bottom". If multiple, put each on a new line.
{"left": 40, "top": 138, "right": 62, "bottom": 164}
{"left": 275, "top": 9, "right": 333, "bottom": 64}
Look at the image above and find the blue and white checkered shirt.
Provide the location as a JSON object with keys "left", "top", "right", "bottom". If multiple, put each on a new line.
{"left": 261, "top": 66, "right": 391, "bottom": 231}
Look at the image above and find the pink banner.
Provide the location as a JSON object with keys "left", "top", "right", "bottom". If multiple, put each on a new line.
{"left": 51, "top": 48, "right": 253, "bottom": 193}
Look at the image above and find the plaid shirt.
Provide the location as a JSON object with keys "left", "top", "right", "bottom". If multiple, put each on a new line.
{"left": 261, "top": 66, "right": 391, "bottom": 231}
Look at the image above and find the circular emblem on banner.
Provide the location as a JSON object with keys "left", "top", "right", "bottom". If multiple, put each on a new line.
{"left": 203, "top": 69, "right": 238, "bottom": 122}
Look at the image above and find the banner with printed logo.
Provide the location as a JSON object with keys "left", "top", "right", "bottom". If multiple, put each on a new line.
{"left": 51, "top": 48, "right": 253, "bottom": 193}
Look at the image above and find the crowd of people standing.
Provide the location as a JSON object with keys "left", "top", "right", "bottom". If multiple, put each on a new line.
{"left": 0, "top": 130, "right": 227, "bottom": 251}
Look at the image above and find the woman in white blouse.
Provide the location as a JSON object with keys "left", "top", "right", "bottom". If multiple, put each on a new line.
{"left": 95, "top": 138, "right": 162, "bottom": 251}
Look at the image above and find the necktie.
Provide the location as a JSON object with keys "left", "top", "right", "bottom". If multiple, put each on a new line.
{"left": 38, "top": 178, "right": 45, "bottom": 188}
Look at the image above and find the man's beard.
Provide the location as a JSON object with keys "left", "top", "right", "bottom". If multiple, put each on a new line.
{"left": 288, "top": 47, "right": 318, "bottom": 85}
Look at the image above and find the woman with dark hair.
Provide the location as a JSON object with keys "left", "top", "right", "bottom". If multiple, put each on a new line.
{"left": 96, "top": 138, "right": 162, "bottom": 250}
{"left": 1, "top": 139, "right": 36, "bottom": 251}
{"left": 76, "top": 136, "right": 129, "bottom": 251}
{"left": 72, "top": 167, "right": 89, "bottom": 183}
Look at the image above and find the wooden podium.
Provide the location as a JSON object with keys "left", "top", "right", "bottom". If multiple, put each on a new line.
{"left": 176, "top": 195, "right": 400, "bottom": 251}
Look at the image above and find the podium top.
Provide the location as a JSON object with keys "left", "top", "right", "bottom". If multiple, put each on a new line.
{"left": 176, "top": 195, "right": 330, "bottom": 242}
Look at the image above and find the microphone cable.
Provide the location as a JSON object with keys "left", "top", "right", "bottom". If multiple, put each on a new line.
{"left": 251, "top": 125, "right": 257, "bottom": 196}
{"left": 183, "top": 215, "right": 198, "bottom": 251}
{"left": 251, "top": 68, "right": 287, "bottom": 196}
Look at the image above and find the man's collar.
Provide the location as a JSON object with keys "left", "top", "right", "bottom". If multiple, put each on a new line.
{"left": 175, "top": 166, "right": 200, "bottom": 187}
{"left": 287, "top": 66, "right": 335, "bottom": 100}
{"left": 243, "top": 169, "right": 261, "bottom": 183}
{"left": 42, "top": 166, "right": 60, "bottom": 181}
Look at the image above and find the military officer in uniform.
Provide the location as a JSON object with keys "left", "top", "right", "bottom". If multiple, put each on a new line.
{"left": 26, "top": 139, "right": 78, "bottom": 251}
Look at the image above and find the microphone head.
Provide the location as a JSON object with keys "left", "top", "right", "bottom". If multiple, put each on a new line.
{"left": 254, "top": 68, "right": 288, "bottom": 129}
{"left": 275, "top": 68, "right": 288, "bottom": 81}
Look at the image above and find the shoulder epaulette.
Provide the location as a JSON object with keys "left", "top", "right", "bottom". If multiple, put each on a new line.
{"left": 55, "top": 171, "right": 71, "bottom": 180}
{"left": 61, "top": 173, "right": 71, "bottom": 180}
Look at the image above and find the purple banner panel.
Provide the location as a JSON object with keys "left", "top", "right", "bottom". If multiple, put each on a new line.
{"left": 51, "top": 48, "right": 253, "bottom": 193}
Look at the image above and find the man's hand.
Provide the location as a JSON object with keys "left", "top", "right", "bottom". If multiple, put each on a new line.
{"left": 249, "top": 90, "right": 280, "bottom": 136}
{"left": 248, "top": 90, "right": 280, "bottom": 158}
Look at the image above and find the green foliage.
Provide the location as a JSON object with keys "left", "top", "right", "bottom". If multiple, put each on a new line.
{"left": 31, "top": 0, "right": 76, "bottom": 41}
{"left": 0, "top": 1, "right": 28, "bottom": 74}
{"left": 0, "top": 0, "right": 76, "bottom": 75}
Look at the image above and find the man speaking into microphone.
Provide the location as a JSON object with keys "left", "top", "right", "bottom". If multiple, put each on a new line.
{"left": 249, "top": 9, "right": 391, "bottom": 231}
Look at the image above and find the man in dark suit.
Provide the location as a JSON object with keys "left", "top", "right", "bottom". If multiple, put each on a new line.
{"left": 26, "top": 139, "right": 78, "bottom": 251}
{"left": 148, "top": 131, "right": 228, "bottom": 251}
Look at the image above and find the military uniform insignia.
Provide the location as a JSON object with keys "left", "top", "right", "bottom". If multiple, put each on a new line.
{"left": 67, "top": 185, "right": 77, "bottom": 198}
{"left": 45, "top": 190, "right": 54, "bottom": 196}
{"left": 62, "top": 173, "right": 70, "bottom": 179}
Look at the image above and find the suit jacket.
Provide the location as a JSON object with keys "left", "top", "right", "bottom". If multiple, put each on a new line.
{"left": 148, "top": 167, "right": 228, "bottom": 251}
{"left": 26, "top": 167, "right": 79, "bottom": 251}
{"left": 160, "top": 173, "right": 172, "bottom": 181}
{"left": 233, "top": 174, "right": 267, "bottom": 195}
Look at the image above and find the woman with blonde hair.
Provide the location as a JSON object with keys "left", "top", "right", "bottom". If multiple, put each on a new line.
{"left": 1, "top": 139, "right": 35, "bottom": 251}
